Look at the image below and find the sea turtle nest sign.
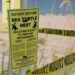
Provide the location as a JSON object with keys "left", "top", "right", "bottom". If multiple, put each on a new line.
{"left": 8, "top": 8, "right": 39, "bottom": 69}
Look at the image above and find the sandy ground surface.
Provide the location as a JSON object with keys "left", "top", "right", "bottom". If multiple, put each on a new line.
{"left": 0, "top": 14, "right": 75, "bottom": 74}
{"left": 38, "top": 14, "right": 75, "bottom": 67}
{"left": 0, "top": 13, "right": 9, "bottom": 72}
{"left": 0, "top": 13, "right": 2, "bottom": 26}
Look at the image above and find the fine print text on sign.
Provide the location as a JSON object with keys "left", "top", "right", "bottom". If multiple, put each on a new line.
{"left": 8, "top": 8, "right": 39, "bottom": 69}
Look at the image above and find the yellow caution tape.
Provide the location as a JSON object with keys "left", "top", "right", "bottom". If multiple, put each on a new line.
{"left": 0, "top": 25, "right": 8, "bottom": 30}
{"left": 26, "top": 52, "right": 75, "bottom": 75}
{"left": 39, "top": 28, "right": 75, "bottom": 37}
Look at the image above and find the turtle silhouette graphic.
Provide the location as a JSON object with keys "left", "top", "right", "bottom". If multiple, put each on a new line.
{"left": 12, "top": 23, "right": 18, "bottom": 30}
{"left": 33, "top": 21, "right": 37, "bottom": 28}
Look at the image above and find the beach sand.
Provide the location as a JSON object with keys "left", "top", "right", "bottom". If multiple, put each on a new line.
{"left": 0, "top": 13, "right": 2, "bottom": 26}
{"left": 37, "top": 14, "right": 75, "bottom": 68}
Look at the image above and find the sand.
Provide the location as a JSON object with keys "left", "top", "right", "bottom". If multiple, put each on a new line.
{"left": 38, "top": 14, "right": 75, "bottom": 68}
{"left": 0, "top": 14, "right": 75, "bottom": 73}
{"left": 0, "top": 13, "right": 2, "bottom": 26}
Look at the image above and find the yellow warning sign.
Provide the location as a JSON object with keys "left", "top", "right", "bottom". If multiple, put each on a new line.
{"left": 26, "top": 52, "right": 75, "bottom": 75}
{"left": 8, "top": 8, "right": 39, "bottom": 69}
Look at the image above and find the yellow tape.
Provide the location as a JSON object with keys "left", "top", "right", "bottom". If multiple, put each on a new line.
{"left": 0, "top": 25, "right": 8, "bottom": 30}
{"left": 39, "top": 28, "right": 75, "bottom": 37}
{"left": 26, "top": 52, "right": 75, "bottom": 75}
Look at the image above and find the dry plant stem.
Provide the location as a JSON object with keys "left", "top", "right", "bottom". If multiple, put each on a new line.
{"left": 38, "top": 38, "right": 47, "bottom": 66}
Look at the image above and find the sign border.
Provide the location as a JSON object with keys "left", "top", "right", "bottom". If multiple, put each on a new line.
{"left": 8, "top": 8, "right": 39, "bottom": 69}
